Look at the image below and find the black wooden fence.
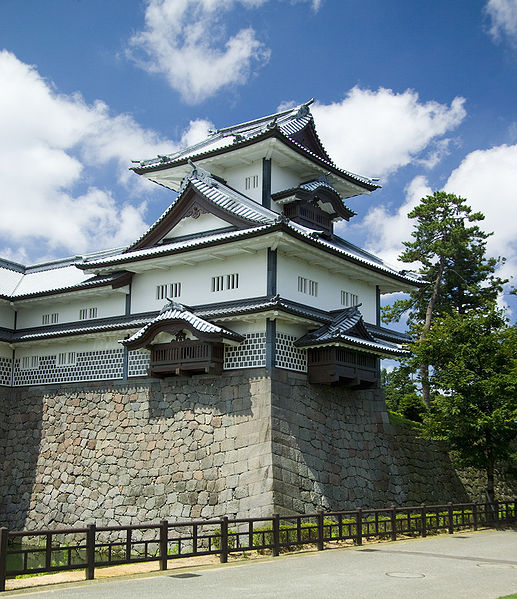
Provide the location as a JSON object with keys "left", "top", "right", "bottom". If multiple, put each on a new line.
{"left": 1, "top": 500, "right": 515, "bottom": 591}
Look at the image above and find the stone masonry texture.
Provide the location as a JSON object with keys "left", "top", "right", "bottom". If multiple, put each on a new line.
{"left": 1, "top": 368, "right": 506, "bottom": 531}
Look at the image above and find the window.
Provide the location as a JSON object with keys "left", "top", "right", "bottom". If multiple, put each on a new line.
{"left": 169, "top": 282, "right": 181, "bottom": 298}
{"left": 298, "top": 276, "right": 318, "bottom": 297}
{"left": 42, "top": 313, "right": 59, "bottom": 325}
{"left": 156, "top": 283, "right": 181, "bottom": 300}
{"left": 211, "top": 275, "right": 224, "bottom": 292}
{"left": 341, "top": 291, "right": 359, "bottom": 307}
{"left": 244, "top": 175, "right": 259, "bottom": 190}
{"left": 226, "top": 273, "right": 239, "bottom": 289}
{"left": 57, "top": 352, "right": 76, "bottom": 367}
{"left": 211, "top": 274, "right": 239, "bottom": 292}
{"left": 79, "top": 307, "right": 97, "bottom": 320}
{"left": 21, "top": 356, "right": 39, "bottom": 370}
{"left": 156, "top": 284, "right": 168, "bottom": 300}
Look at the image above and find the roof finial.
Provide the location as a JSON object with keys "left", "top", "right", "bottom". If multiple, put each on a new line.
{"left": 161, "top": 298, "right": 185, "bottom": 314}
{"left": 295, "top": 99, "right": 314, "bottom": 119}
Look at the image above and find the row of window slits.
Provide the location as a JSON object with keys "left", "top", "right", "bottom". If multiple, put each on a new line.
{"left": 41, "top": 307, "right": 99, "bottom": 325}
{"left": 297, "top": 276, "right": 359, "bottom": 306}
{"left": 244, "top": 175, "right": 259, "bottom": 190}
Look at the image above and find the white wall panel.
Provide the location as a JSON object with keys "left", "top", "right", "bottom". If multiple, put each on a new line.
{"left": 277, "top": 253, "right": 377, "bottom": 322}
{"left": 131, "top": 251, "right": 268, "bottom": 313}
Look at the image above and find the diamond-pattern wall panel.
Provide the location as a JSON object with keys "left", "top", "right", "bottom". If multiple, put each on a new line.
{"left": 128, "top": 350, "right": 150, "bottom": 377}
{"left": 0, "top": 356, "right": 11, "bottom": 386}
{"left": 275, "top": 333, "right": 307, "bottom": 372}
{"left": 13, "top": 349, "right": 124, "bottom": 386}
{"left": 224, "top": 333, "right": 266, "bottom": 370}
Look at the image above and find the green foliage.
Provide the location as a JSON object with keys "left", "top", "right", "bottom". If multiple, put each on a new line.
{"left": 383, "top": 191, "right": 505, "bottom": 328}
{"left": 382, "top": 366, "right": 426, "bottom": 422}
{"left": 414, "top": 308, "right": 517, "bottom": 499}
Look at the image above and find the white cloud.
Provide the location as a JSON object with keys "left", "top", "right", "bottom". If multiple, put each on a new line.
{"left": 444, "top": 143, "right": 517, "bottom": 272}
{"left": 312, "top": 88, "right": 466, "bottom": 178}
{"left": 485, "top": 0, "right": 517, "bottom": 44}
{"left": 353, "top": 143, "right": 517, "bottom": 294}
{"left": 127, "top": 0, "right": 271, "bottom": 104}
{"left": 356, "top": 175, "right": 433, "bottom": 268}
{"left": 0, "top": 50, "right": 210, "bottom": 260}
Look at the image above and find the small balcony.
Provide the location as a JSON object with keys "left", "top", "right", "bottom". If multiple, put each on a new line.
{"left": 283, "top": 201, "right": 332, "bottom": 234}
{"left": 149, "top": 340, "right": 224, "bottom": 378}
{"left": 307, "top": 347, "right": 378, "bottom": 388}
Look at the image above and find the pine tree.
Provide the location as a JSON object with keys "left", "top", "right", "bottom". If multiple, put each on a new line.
{"left": 383, "top": 191, "right": 506, "bottom": 408}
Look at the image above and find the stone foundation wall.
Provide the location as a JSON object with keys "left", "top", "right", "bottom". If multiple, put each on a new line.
{"left": 0, "top": 369, "right": 481, "bottom": 531}
{"left": 1, "top": 371, "right": 273, "bottom": 530}
{"left": 270, "top": 370, "right": 468, "bottom": 513}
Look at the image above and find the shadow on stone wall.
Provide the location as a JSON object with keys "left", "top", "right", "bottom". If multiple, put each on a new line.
{"left": 270, "top": 369, "right": 468, "bottom": 514}
{"left": 147, "top": 375, "right": 252, "bottom": 421}
{"left": 1, "top": 372, "right": 270, "bottom": 531}
{"left": 0, "top": 386, "right": 45, "bottom": 529}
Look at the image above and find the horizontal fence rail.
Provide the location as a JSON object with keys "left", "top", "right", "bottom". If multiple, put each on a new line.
{"left": 0, "top": 500, "right": 515, "bottom": 590}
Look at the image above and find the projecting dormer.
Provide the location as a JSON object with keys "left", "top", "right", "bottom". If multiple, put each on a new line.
{"left": 272, "top": 178, "right": 356, "bottom": 235}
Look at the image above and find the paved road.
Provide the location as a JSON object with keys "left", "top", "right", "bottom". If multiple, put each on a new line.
{"left": 5, "top": 530, "right": 517, "bottom": 599}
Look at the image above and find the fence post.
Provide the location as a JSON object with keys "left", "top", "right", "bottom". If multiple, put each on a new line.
{"left": 448, "top": 503, "right": 454, "bottom": 534}
{"left": 355, "top": 508, "right": 363, "bottom": 546}
{"left": 272, "top": 514, "right": 280, "bottom": 557}
{"left": 126, "top": 528, "right": 132, "bottom": 561}
{"left": 86, "top": 523, "right": 96, "bottom": 581}
{"left": 220, "top": 516, "right": 228, "bottom": 564}
{"left": 390, "top": 505, "right": 397, "bottom": 542}
{"left": 317, "top": 510, "right": 324, "bottom": 551}
{"left": 0, "top": 528, "right": 8, "bottom": 592}
{"left": 159, "top": 520, "right": 168, "bottom": 571}
{"left": 420, "top": 504, "right": 427, "bottom": 538}
{"left": 472, "top": 502, "right": 478, "bottom": 531}
{"left": 494, "top": 501, "right": 500, "bottom": 526}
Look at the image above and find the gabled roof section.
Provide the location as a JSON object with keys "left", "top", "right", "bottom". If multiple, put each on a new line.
{"left": 121, "top": 300, "right": 244, "bottom": 350}
{"left": 127, "top": 165, "right": 277, "bottom": 252}
{"left": 272, "top": 176, "right": 356, "bottom": 221}
{"left": 295, "top": 306, "right": 408, "bottom": 356}
{"left": 131, "top": 101, "right": 380, "bottom": 195}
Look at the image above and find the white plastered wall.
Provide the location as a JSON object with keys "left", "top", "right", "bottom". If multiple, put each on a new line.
{"left": 222, "top": 162, "right": 263, "bottom": 204}
{"left": 163, "top": 213, "right": 232, "bottom": 240}
{"left": 16, "top": 292, "right": 127, "bottom": 329}
{"left": 14, "top": 336, "right": 123, "bottom": 360}
{"left": 277, "top": 253, "right": 377, "bottom": 322}
{"left": 271, "top": 163, "right": 299, "bottom": 195}
{"left": 131, "top": 251, "right": 268, "bottom": 314}
{"left": 0, "top": 302, "right": 15, "bottom": 328}
{"left": 0, "top": 342, "right": 12, "bottom": 359}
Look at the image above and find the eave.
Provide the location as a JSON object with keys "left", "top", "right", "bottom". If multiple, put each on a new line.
{"left": 132, "top": 130, "right": 379, "bottom": 198}
{"left": 78, "top": 223, "right": 422, "bottom": 292}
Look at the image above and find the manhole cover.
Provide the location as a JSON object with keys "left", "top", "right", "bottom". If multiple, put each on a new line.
{"left": 386, "top": 572, "right": 425, "bottom": 579}
{"left": 477, "top": 562, "right": 516, "bottom": 569}
{"left": 170, "top": 573, "right": 201, "bottom": 578}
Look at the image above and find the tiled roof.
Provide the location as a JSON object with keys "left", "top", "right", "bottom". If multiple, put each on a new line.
{"left": 295, "top": 306, "right": 408, "bottom": 356}
{"left": 136, "top": 104, "right": 315, "bottom": 168}
{"left": 8, "top": 313, "right": 156, "bottom": 343}
{"left": 132, "top": 102, "right": 379, "bottom": 192}
{"left": 190, "top": 176, "right": 275, "bottom": 224}
{"left": 80, "top": 219, "right": 421, "bottom": 286}
{"left": 126, "top": 169, "right": 277, "bottom": 252}
{"left": 121, "top": 301, "right": 243, "bottom": 346}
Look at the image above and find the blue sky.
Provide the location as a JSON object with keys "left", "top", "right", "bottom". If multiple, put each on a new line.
{"left": 0, "top": 0, "right": 516, "bottom": 313}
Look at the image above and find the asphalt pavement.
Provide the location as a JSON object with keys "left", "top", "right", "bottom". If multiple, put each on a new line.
{"left": 4, "top": 529, "right": 517, "bottom": 599}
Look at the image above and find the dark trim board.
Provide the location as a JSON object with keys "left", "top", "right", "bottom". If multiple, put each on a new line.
{"left": 262, "top": 158, "right": 271, "bottom": 210}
